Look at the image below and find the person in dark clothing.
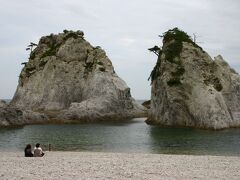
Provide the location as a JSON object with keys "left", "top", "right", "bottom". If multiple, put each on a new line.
{"left": 24, "top": 144, "right": 33, "bottom": 157}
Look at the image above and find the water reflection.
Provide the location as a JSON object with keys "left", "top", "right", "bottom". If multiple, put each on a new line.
{"left": 149, "top": 126, "right": 240, "bottom": 155}
{"left": 0, "top": 118, "right": 240, "bottom": 156}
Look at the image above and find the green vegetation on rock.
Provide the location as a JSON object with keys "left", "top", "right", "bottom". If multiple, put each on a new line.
{"left": 41, "top": 31, "right": 83, "bottom": 59}
{"left": 204, "top": 76, "right": 223, "bottom": 92}
{"left": 26, "top": 42, "right": 37, "bottom": 60}
{"left": 97, "top": 61, "right": 103, "bottom": 65}
{"left": 162, "top": 27, "right": 200, "bottom": 63}
{"left": 171, "top": 66, "right": 185, "bottom": 77}
{"left": 167, "top": 66, "right": 185, "bottom": 86}
{"left": 167, "top": 77, "right": 182, "bottom": 86}
{"left": 63, "top": 32, "right": 79, "bottom": 41}
{"left": 148, "top": 46, "right": 161, "bottom": 56}
{"left": 63, "top": 29, "right": 69, "bottom": 34}
{"left": 25, "top": 66, "right": 36, "bottom": 77}
{"left": 148, "top": 55, "right": 161, "bottom": 83}
{"left": 29, "top": 51, "right": 36, "bottom": 59}
{"left": 149, "top": 28, "right": 203, "bottom": 85}
{"left": 41, "top": 43, "right": 61, "bottom": 59}
{"left": 99, "top": 67, "right": 106, "bottom": 72}
{"left": 39, "top": 60, "right": 48, "bottom": 67}
{"left": 148, "top": 45, "right": 162, "bottom": 83}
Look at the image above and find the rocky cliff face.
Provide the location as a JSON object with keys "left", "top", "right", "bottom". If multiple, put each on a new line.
{"left": 147, "top": 28, "right": 240, "bottom": 129}
{"left": 0, "top": 100, "right": 48, "bottom": 126}
{"left": 10, "top": 30, "right": 146, "bottom": 124}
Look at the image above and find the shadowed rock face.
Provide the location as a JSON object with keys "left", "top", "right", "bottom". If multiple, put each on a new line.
{"left": 147, "top": 29, "right": 240, "bottom": 129}
{"left": 0, "top": 100, "right": 48, "bottom": 127}
{"left": 10, "top": 30, "right": 146, "bottom": 124}
{"left": 142, "top": 100, "right": 151, "bottom": 109}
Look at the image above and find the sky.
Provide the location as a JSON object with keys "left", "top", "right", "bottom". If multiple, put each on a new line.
{"left": 0, "top": 0, "right": 240, "bottom": 99}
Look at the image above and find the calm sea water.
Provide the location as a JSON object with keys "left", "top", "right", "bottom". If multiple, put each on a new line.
{"left": 0, "top": 118, "right": 240, "bottom": 156}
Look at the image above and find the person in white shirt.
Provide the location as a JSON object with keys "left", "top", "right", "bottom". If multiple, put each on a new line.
{"left": 33, "top": 143, "right": 44, "bottom": 157}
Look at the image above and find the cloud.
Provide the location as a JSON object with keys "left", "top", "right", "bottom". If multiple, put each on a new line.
{"left": 0, "top": 0, "right": 240, "bottom": 99}
{"left": 118, "top": 37, "right": 136, "bottom": 47}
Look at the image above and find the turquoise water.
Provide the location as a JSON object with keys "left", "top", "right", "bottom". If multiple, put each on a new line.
{"left": 0, "top": 118, "right": 240, "bottom": 156}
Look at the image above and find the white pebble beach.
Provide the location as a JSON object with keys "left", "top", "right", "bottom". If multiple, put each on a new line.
{"left": 0, "top": 151, "right": 239, "bottom": 179}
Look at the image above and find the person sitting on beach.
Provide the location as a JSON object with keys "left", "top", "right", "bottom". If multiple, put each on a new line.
{"left": 33, "top": 143, "right": 45, "bottom": 157}
{"left": 24, "top": 144, "right": 33, "bottom": 157}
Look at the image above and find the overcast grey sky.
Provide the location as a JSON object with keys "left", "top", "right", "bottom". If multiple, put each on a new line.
{"left": 0, "top": 0, "right": 240, "bottom": 99}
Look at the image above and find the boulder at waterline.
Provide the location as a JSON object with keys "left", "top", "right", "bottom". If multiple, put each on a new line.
{"left": 0, "top": 105, "right": 48, "bottom": 127}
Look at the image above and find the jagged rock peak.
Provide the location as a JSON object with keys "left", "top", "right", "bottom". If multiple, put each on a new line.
{"left": 10, "top": 30, "right": 146, "bottom": 124}
{"left": 147, "top": 28, "right": 240, "bottom": 130}
{"left": 17, "top": 30, "right": 114, "bottom": 88}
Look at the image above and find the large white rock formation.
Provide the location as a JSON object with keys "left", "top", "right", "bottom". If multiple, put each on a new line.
{"left": 147, "top": 28, "right": 240, "bottom": 129}
{"left": 10, "top": 30, "right": 146, "bottom": 124}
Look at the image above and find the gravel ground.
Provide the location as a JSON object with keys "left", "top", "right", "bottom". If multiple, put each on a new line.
{"left": 0, "top": 152, "right": 239, "bottom": 180}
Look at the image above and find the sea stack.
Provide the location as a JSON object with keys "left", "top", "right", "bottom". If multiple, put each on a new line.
{"left": 10, "top": 30, "right": 146, "bottom": 123}
{"left": 147, "top": 28, "right": 240, "bottom": 129}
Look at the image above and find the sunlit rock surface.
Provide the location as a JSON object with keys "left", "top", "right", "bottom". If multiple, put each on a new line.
{"left": 10, "top": 30, "right": 146, "bottom": 125}
{"left": 147, "top": 29, "right": 240, "bottom": 129}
